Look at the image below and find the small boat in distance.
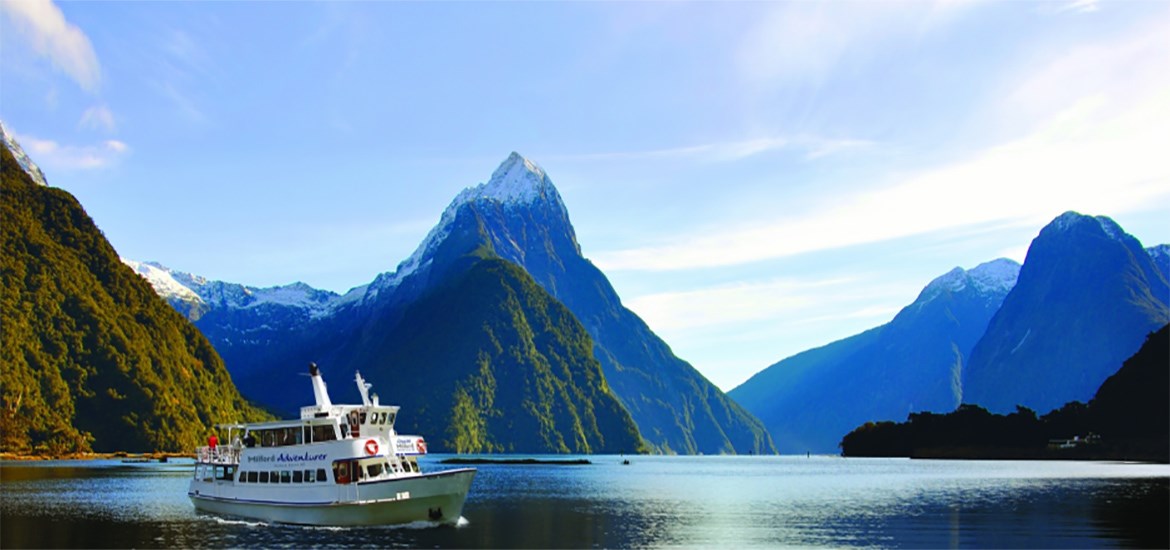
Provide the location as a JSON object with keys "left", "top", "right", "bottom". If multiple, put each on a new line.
{"left": 188, "top": 363, "right": 476, "bottom": 526}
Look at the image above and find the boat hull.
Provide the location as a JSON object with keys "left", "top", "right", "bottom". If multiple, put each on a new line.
{"left": 189, "top": 468, "right": 476, "bottom": 526}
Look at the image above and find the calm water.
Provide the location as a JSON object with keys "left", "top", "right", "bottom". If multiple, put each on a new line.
{"left": 1, "top": 455, "right": 1167, "bottom": 548}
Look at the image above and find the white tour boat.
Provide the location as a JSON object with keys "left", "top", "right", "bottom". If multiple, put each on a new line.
{"left": 188, "top": 363, "right": 476, "bottom": 526}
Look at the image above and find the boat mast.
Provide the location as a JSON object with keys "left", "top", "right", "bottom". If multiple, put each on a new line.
{"left": 309, "top": 362, "right": 332, "bottom": 408}
{"left": 355, "top": 371, "right": 372, "bottom": 407}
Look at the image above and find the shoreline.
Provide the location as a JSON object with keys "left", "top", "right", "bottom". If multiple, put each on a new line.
{"left": 440, "top": 457, "right": 593, "bottom": 465}
{"left": 0, "top": 451, "right": 194, "bottom": 462}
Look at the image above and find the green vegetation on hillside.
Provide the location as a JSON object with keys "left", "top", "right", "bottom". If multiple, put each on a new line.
{"left": 357, "top": 256, "right": 647, "bottom": 454}
{"left": 0, "top": 144, "right": 270, "bottom": 455}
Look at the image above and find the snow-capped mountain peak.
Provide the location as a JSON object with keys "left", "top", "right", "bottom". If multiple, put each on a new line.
{"left": 451, "top": 151, "right": 562, "bottom": 208}
{"left": 919, "top": 258, "right": 1020, "bottom": 305}
{"left": 967, "top": 258, "right": 1021, "bottom": 295}
{"left": 1, "top": 120, "right": 49, "bottom": 187}
{"left": 1051, "top": 211, "right": 1125, "bottom": 242}
{"left": 365, "top": 152, "right": 570, "bottom": 300}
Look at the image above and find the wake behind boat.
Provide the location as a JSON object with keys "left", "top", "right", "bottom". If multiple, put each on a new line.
{"left": 188, "top": 363, "right": 476, "bottom": 526}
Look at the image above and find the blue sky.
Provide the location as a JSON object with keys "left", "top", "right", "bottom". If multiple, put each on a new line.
{"left": 2, "top": 1, "right": 1168, "bottom": 391}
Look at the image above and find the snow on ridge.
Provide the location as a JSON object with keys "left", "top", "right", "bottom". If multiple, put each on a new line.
{"left": 457, "top": 151, "right": 551, "bottom": 206}
{"left": 1148, "top": 244, "right": 1170, "bottom": 261}
{"left": 924, "top": 267, "right": 969, "bottom": 294}
{"left": 1093, "top": 215, "right": 1124, "bottom": 241}
{"left": 373, "top": 152, "right": 567, "bottom": 297}
{"left": 1, "top": 120, "right": 49, "bottom": 187}
{"left": 122, "top": 258, "right": 203, "bottom": 304}
{"left": 1049, "top": 211, "right": 1125, "bottom": 242}
{"left": 450, "top": 151, "right": 566, "bottom": 213}
{"left": 1052, "top": 211, "right": 1086, "bottom": 232}
{"left": 967, "top": 258, "right": 1020, "bottom": 294}
{"left": 122, "top": 259, "right": 340, "bottom": 317}
{"left": 918, "top": 258, "right": 1020, "bottom": 306}
{"left": 127, "top": 152, "right": 569, "bottom": 317}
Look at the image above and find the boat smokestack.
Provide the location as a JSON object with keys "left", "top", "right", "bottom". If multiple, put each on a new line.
{"left": 309, "top": 362, "right": 332, "bottom": 408}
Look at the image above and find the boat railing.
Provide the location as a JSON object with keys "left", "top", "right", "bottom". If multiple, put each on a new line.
{"left": 196, "top": 445, "right": 240, "bottom": 465}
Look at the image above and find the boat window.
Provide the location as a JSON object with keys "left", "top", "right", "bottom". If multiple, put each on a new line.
{"left": 340, "top": 423, "right": 350, "bottom": 439}
{"left": 388, "top": 412, "right": 396, "bottom": 426}
{"left": 280, "top": 471, "right": 291, "bottom": 483}
{"left": 271, "top": 471, "right": 280, "bottom": 484}
{"left": 248, "top": 471, "right": 258, "bottom": 483}
{"left": 259, "top": 471, "right": 269, "bottom": 483}
{"left": 359, "top": 411, "right": 367, "bottom": 424}
{"left": 219, "top": 466, "right": 235, "bottom": 481}
{"left": 293, "top": 470, "right": 303, "bottom": 483}
{"left": 303, "top": 469, "right": 314, "bottom": 483}
{"left": 237, "top": 471, "right": 246, "bottom": 483}
{"left": 312, "top": 425, "right": 336, "bottom": 443}
{"left": 366, "top": 462, "right": 384, "bottom": 478}
{"left": 303, "top": 426, "right": 312, "bottom": 443}
{"left": 316, "top": 468, "right": 327, "bottom": 483}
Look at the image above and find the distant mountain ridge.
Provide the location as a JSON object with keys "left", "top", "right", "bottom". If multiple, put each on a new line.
{"left": 132, "top": 153, "right": 774, "bottom": 454}
{"left": 730, "top": 259, "right": 1020, "bottom": 453}
{"left": 733, "top": 211, "right": 1167, "bottom": 453}
{"left": 962, "top": 212, "right": 1169, "bottom": 413}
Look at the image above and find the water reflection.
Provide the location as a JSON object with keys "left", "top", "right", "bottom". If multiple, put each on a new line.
{"left": 1, "top": 457, "right": 1166, "bottom": 548}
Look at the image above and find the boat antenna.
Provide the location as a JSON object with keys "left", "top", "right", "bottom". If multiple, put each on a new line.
{"left": 355, "top": 371, "right": 372, "bottom": 407}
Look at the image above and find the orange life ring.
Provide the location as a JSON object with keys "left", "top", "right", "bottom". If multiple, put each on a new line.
{"left": 365, "top": 439, "right": 379, "bottom": 455}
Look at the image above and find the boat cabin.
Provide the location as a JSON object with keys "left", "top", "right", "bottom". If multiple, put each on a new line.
{"left": 195, "top": 369, "right": 427, "bottom": 487}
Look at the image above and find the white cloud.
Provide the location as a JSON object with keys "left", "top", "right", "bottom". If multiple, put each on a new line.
{"left": 1040, "top": 0, "right": 1100, "bottom": 15}
{"left": 734, "top": 2, "right": 962, "bottom": 86}
{"left": 17, "top": 133, "right": 129, "bottom": 170}
{"left": 79, "top": 104, "right": 116, "bottom": 132}
{"left": 0, "top": 0, "right": 100, "bottom": 92}
{"left": 1007, "top": 12, "right": 1169, "bottom": 127}
{"left": 627, "top": 277, "right": 856, "bottom": 332}
{"left": 549, "top": 135, "right": 869, "bottom": 164}
{"left": 594, "top": 12, "right": 1170, "bottom": 273}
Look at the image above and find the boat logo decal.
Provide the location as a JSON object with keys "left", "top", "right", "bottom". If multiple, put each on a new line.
{"left": 246, "top": 452, "right": 328, "bottom": 464}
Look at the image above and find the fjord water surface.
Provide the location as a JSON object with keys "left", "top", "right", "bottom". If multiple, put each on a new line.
{"left": 2, "top": 455, "right": 1166, "bottom": 548}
